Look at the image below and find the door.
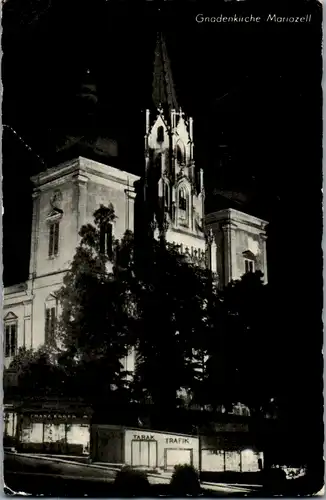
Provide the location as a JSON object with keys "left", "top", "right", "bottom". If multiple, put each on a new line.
{"left": 131, "top": 440, "right": 157, "bottom": 468}
{"left": 98, "top": 437, "right": 110, "bottom": 462}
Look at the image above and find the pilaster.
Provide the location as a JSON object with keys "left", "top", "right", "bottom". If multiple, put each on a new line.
{"left": 206, "top": 229, "right": 217, "bottom": 275}
{"left": 28, "top": 190, "right": 41, "bottom": 280}
{"left": 73, "top": 173, "right": 89, "bottom": 235}
{"left": 222, "top": 222, "right": 237, "bottom": 285}
{"left": 125, "top": 190, "right": 136, "bottom": 232}
{"left": 260, "top": 233, "right": 268, "bottom": 284}
{"left": 23, "top": 301, "right": 32, "bottom": 348}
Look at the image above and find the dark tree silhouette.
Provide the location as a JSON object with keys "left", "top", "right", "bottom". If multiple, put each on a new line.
{"left": 56, "top": 204, "right": 137, "bottom": 406}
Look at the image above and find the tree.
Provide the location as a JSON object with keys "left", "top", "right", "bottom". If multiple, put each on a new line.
{"left": 204, "top": 271, "right": 278, "bottom": 416}
{"left": 5, "top": 345, "right": 66, "bottom": 399}
{"left": 57, "top": 204, "right": 137, "bottom": 407}
{"left": 55, "top": 204, "right": 217, "bottom": 412}
{"left": 132, "top": 236, "right": 214, "bottom": 412}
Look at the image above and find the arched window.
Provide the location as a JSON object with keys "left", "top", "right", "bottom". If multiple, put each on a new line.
{"left": 157, "top": 126, "right": 164, "bottom": 143}
{"left": 47, "top": 206, "right": 63, "bottom": 258}
{"left": 179, "top": 187, "right": 187, "bottom": 212}
{"left": 178, "top": 186, "right": 189, "bottom": 226}
{"left": 176, "top": 143, "right": 185, "bottom": 164}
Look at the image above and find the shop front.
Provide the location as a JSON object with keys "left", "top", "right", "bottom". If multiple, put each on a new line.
{"left": 91, "top": 425, "right": 199, "bottom": 471}
{"left": 12, "top": 409, "right": 92, "bottom": 455}
{"left": 201, "top": 432, "right": 264, "bottom": 473}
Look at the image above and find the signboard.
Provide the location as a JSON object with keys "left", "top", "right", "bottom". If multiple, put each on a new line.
{"left": 132, "top": 433, "right": 155, "bottom": 441}
{"left": 25, "top": 413, "right": 89, "bottom": 424}
{"left": 165, "top": 436, "right": 191, "bottom": 445}
{"left": 125, "top": 428, "right": 199, "bottom": 471}
{"left": 131, "top": 433, "right": 192, "bottom": 445}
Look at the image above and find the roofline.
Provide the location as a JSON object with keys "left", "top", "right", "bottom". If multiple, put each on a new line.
{"left": 206, "top": 208, "right": 268, "bottom": 228}
{"left": 30, "top": 157, "right": 140, "bottom": 189}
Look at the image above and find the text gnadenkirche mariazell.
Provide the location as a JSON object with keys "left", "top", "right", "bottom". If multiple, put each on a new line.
{"left": 195, "top": 13, "right": 312, "bottom": 24}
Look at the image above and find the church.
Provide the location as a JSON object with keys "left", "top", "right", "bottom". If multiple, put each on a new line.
{"left": 3, "top": 33, "right": 268, "bottom": 370}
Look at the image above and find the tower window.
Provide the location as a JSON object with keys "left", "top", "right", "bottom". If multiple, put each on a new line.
{"left": 176, "top": 144, "right": 184, "bottom": 164}
{"left": 4, "top": 321, "right": 17, "bottom": 358}
{"left": 244, "top": 259, "right": 255, "bottom": 274}
{"left": 45, "top": 306, "right": 56, "bottom": 345}
{"left": 100, "top": 223, "right": 113, "bottom": 259}
{"left": 157, "top": 126, "right": 164, "bottom": 143}
{"left": 49, "top": 222, "right": 60, "bottom": 258}
{"left": 155, "top": 153, "right": 162, "bottom": 174}
{"left": 179, "top": 187, "right": 187, "bottom": 212}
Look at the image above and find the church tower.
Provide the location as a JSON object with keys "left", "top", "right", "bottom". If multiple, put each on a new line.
{"left": 142, "top": 33, "right": 206, "bottom": 267}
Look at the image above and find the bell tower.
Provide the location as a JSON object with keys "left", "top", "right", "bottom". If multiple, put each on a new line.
{"left": 143, "top": 33, "right": 206, "bottom": 267}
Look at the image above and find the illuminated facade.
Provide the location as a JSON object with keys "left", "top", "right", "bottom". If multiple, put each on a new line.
{"left": 3, "top": 33, "right": 268, "bottom": 371}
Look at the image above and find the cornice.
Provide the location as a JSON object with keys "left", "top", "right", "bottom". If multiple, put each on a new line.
{"left": 30, "top": 157, "right": 140, "bottom": 191}
{"left": 205, "top": 208, "right": 268, "bottom": 230}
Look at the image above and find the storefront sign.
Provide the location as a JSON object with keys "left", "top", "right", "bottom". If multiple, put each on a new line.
{"left": 133, "top": 434, "right": 155, "bottom": 441}
{"left": 165, "top": 437, "right": 190, "bottom": 445}
{"left": 27, "top": 413, "right": 89, "bottom": 422}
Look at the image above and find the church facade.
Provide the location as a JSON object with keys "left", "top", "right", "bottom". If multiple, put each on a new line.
{"left": 3, "top": 34, "right": 268, "bottom": 370}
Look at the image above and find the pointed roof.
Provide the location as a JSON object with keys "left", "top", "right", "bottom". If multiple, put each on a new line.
{"left": 152, "top": 32, "right": 179, "bottom": 112}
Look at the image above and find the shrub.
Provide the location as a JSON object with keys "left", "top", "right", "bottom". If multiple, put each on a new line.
{"left": 113, "top": 466, "right": 150, "bottom": 497}
{"left": 170, "top": 464, "right": 201, "bottom": 496}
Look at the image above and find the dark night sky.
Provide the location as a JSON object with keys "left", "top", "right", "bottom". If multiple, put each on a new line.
{"left": 2, "top": 0, "right": 323, "bottom": 429}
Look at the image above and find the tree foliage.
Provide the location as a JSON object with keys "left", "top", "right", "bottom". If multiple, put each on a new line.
{"left": 132, "top": 238, "right": 213, "bottom": 410}
{"left": 56, "top": 204, "right": 136, "bottom": 405}
{"left": 5, "top": 345, "right": 65, "bottom": 398}
{"left": 203, "top": 271, "right": 278, "bottom": 415}
{"left": 7, "top": 204, "right": 279, "bottom": 418}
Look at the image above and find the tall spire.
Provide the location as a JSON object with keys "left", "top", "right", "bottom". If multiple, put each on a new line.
{"left": 152, "top": 32, "right": 179, "bottom": 113}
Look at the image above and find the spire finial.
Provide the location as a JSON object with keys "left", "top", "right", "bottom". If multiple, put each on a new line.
{"left": 178, "top": 107, "right": 185, "bottom": 119}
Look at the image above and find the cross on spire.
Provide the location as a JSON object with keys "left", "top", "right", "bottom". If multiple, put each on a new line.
{"left": 178, "top": 107, "right": 185, "bottom": 119}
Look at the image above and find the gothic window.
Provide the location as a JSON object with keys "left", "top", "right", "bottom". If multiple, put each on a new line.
{"left": 100, "top": 223, "right": 113, "bottom": 260}
{"left": 244, "top": 259, "right": 255, "bottom": 274}
{"left": 176, "top": 143, "right": 185, "bottom": 164}
{"left": 48, "top": 221, "right": 60, "bottom": 258}
{"left": 4, "top": 313, "right": 18, "bottom": 358}
{"left": 179, "top": 187, "right": 187, "bottom": 212}
{"left": 45, "top": 296, "right": 57, "bottom": 345}
{"left": 157, "top": 126, "right": 164, "bottom": 143}
{"left": 178, "top": 186, "right": 189, "bottom": 227}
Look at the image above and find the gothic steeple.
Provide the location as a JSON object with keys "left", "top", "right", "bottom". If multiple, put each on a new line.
{"left": 152, "top": 32, "right": 179, "bottom": 114}
{"left": 137, "top": 30, "right": 205, "bottom": 265}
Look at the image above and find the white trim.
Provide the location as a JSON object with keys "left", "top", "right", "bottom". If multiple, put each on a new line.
{"left": 4, "top": 312, "right": 18, "bottom": 321}
{"left": 31, "top": 157, "right": 140, "bottom": 190}
{"left": 244, "top": 258, "right": 256, "bottom": 274}
{"left": 205, "top": 208, "right": 268, "bottom": 229}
